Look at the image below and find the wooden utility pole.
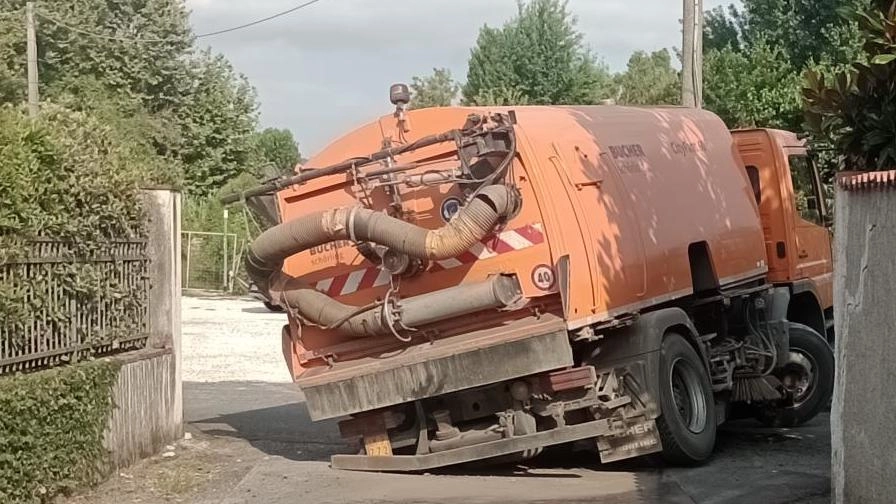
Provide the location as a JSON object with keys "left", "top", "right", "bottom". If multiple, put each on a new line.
{"left": 695, "top": 0, "right": 704, "bottom": 108}
{"left": 25, "top": 1, "right": 39, "bottom": 117}
{"left": 681, "top": 0, "right": 703, "bottom": 108}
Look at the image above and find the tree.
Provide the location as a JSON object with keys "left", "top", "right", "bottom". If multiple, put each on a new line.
{"left": 46, "top": 75, "right": 182, "bottom": 186}
{"left": 463, "top": 0, "right": 612, "bottom": 105}
{"left": 804, "top": 0, "right": 896, "bottom": 171}
{"left": 611, "top": 49, "right": 680, "bottom": 106}
{"left": 702, "top": 0, "right": 865, "bottom": 130}
{"left": 26, "top": 0, "right": 193, "bottom": 113}
{"left": 250, "top": 128, "right": 301, "bottom": 176}
{"left": 703, "top": 5, "right": 744, "bottom": 52}
{"left": 0, "top": 0, "right": 262, "bottom": 195}
{"left": 409, "top": 68, "right": 460, "bottom": 109}
{"left": 704, "top": 40, "right": 803, "bottom": 130}
{"left": 174, "top": 50, "right": 258, "bottom": 194}
{"left": 706, "top": 0, "right": 864, "bottom": 68}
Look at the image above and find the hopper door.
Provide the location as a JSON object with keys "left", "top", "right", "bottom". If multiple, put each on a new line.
{"left": 553, "top": 143, "right": 647, "bottom": 317}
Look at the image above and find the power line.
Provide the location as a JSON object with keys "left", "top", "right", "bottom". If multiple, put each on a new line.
{"left": 34, "top": 0, "right": 324, "bottom": 43}
{"left": 195, "top": 0, "right": 323, "bottom": 38}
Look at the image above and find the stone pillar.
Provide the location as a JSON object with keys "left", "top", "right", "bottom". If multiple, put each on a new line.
{"left": 832, "top": 171, "right": 896, "bottom": 503}
{"left": 141, "top": 188, "right": 183, "bottom": 436}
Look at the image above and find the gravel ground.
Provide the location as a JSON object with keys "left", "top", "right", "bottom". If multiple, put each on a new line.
{"left": 182, "top": 295, "right": 291, "bottom": 383}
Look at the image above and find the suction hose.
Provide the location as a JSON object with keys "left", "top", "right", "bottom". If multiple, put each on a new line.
{"left": 246, "top": 184, "right": 517, "bottom": 292}
{"left": 247, "top": 184, "right": 520, "bottom": 338}
{"left": 277, "top": 275, "right": 522, "bottom": 338}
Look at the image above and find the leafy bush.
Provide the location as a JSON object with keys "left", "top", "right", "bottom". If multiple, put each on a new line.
{"left": 0, "top": 359, "right": 120, "bottom": 503}
{"left": 803, "top": 1, "right": 896, "bottom": 171}
{"left": 0, "top": 105, "right": 158, "bottom": 357}
{"left": 0, "top": 105, "right": 157, "bottom": 248}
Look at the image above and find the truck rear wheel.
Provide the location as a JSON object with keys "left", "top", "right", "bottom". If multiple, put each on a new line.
{"left": 756, "top": 323, "right": 834, "bottom": 427}
{"left": 656, "top": 332, "right": 716, "bottom": 465}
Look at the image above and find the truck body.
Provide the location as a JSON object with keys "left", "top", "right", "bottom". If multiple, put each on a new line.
{"left": 240, "top": 102, "right": 834, "bottom": 470}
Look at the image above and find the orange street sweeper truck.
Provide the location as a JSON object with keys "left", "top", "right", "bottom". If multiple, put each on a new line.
{"left": 226, "top": 86, "right": 835, "bottom": 471}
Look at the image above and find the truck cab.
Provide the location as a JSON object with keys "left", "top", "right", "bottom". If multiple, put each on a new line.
{"left": 732, "top": 129, "right": 834, "bottom": 340}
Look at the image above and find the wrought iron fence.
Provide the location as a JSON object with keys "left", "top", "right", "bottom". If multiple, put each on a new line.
{"left": 0, "top": 240, "right": 150, "bottom": 374}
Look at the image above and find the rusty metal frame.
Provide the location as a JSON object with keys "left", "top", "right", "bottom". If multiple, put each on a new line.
{"left": 330, "top": 418, "right": 611, "bottom": 472}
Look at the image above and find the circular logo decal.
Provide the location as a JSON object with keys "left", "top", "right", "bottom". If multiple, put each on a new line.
{"left": 440, "top": 197, "right": 462, "bottom": 222}
{"left": 531, "top": 264, "right": 556, "bottom": 291}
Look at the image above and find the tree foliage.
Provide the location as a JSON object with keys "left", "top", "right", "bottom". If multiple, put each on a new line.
{"left": 703, "top": 0, "right": 865, "bottom": 130}
{"left": 804, "top": 0, "right": 896, "bottom": 171}
{"left": 704, "top": 40, "right": 803, "bottom": 129}
{"left": 611, "top": 49, "right": 680, "bottom": 106}
{"left": 0, "top": 0, "right": 260, "bottom": 196}
{"left": 463, "top": 0, "right": 612, "bottom": 105}
{"left": 0, "top": 105, "right": 152, "bottom": 245}
{"left": 174, "top": 50, "right": 257, "bottom": 193}
{"left": 249, "top": 127, "right": 301, "bottom": 177}
{"left": 409, "top": 68, "right": 460, "bottom": 109}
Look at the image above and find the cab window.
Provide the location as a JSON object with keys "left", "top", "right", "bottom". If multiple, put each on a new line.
{"left": 788, "top": 155, "right": 823, "bottom": 225}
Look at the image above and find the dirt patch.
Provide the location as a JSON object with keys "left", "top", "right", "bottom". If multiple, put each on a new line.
{"left": 58, "top": 430, "right": 263, "bottom": 504}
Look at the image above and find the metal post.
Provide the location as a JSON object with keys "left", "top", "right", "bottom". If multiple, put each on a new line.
{"left": 222, "top": 209, "right": 229, "bottom": 290}
{"left": 25, "top": 1, "right": 39, "bottom": 117}
{"left": 184, "top": 233, "right": 192, "bottom": 290}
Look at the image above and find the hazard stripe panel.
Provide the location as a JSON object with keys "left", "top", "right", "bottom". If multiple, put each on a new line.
{"left": 311, "top": 223, "right": 545, "bottom": 296}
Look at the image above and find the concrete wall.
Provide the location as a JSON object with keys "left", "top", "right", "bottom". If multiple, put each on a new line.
{"left": 104, "top": 349, "right": 178, "bottom": 469}
{"left": 142, "top": 189, "right": 183, "bottom": 436}
{"left": 832, "top": 171, "right": 896, "bottom": 503}
{"left": 101, "top": 189, "right": 183, "bottom": 470}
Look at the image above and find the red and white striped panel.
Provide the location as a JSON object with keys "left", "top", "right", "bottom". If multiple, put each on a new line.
{"left": 311, "top": 223, "right": 545, "bottom": 297}
{"left": 428, "top": 223, "right": 545, "bottom": 271}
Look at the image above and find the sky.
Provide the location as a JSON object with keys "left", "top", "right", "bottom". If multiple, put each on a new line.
{"left": 186, "top": 0, "right": 738, "bottom": 156}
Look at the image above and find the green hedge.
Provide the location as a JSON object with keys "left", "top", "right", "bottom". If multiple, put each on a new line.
{"left": 0, "top": 359, "right": 120, "bottom": 503}
{"left": 0, "top": 104, "right": 164, "bottom": 360}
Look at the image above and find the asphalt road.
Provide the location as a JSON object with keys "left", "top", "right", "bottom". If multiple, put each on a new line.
{"left": 185, "top": 380, "right": 832, "bottom": 504}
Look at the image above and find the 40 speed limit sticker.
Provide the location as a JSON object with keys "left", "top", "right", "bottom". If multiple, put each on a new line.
{"left": 531, "top": 264, "right": 556, "bottom": 291}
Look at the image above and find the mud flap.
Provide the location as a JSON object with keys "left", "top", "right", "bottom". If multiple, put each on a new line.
{"left": 596, "top": 417, "right": 662, "bottom": 463}
{"left": 592, "top": 356, "right": 664, "bottom": 463}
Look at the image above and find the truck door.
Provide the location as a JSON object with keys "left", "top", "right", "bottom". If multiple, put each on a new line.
{"left": 784, "top": 149, "right": 834, "bottom": 308}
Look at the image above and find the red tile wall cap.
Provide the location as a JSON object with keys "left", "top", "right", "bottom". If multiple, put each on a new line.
{"left": 837, "top": 170, "right": 896, "bottom": 191}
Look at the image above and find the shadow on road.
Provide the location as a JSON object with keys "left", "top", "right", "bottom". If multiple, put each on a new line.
{"left": 185, "top": 382, "right": 830, "bottom": 503}
{"left": 186, "top": 381, "right": 355, "bottom": 462}
{"left": 191, "top": 401, "right": 356, "bottom": 462}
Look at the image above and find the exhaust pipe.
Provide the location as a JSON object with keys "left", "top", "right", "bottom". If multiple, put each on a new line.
{"left": 246, "top": 184, "right": 518, "bottom": 293}
{"left": 274, "top": 274, "right": 522, "bottom": 338}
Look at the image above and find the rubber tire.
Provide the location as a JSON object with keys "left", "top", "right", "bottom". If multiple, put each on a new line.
{"left": 657, "top": 332, "right": 717, "bottom": 465}
{"left": 757, "top": 323, "right": 834, "bottom": 428}
{"left": 263, "top": 301, "right": 284, "bottom": 312}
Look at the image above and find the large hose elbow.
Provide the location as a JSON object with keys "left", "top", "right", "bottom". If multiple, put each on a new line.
{"left": 246, "top": 184, "right": 518, "bottom": 292}
{"left": 246, "top": 184, "right": 521, "bottom": 338}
